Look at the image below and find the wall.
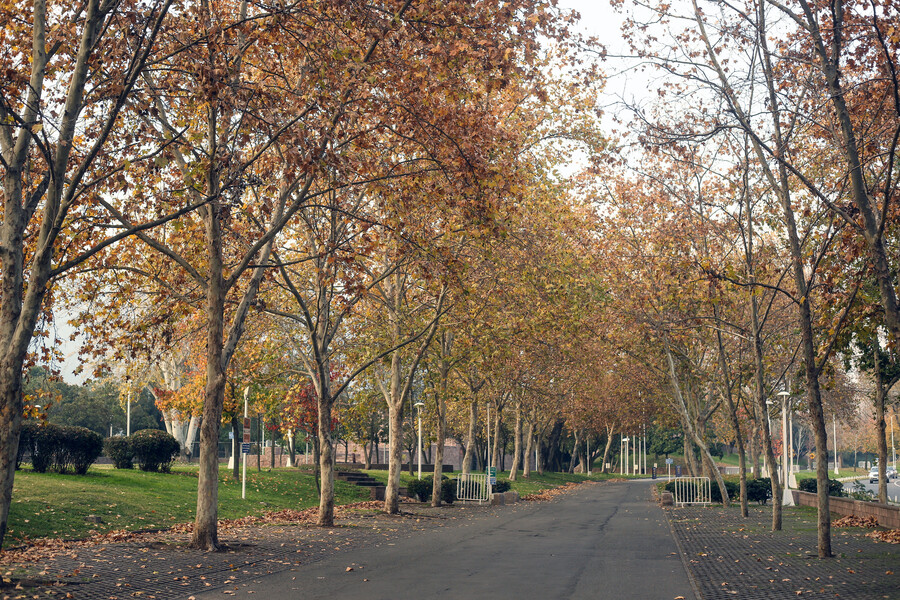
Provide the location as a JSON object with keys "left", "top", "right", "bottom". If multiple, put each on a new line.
{"left": 791, "top": 490, "right": 900, "bottom": 529}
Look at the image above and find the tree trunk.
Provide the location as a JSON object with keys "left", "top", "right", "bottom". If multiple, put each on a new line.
{"left": 874, "top": 350, "right": 889, "bottom": 504}
{"left": 600, "top": 424, "right": 615, "bottom": 474}
{"left": 491, "top": 401, "right": 502, "bottom": 471}
{"left": 462, "top": 401, "right": 477, "bottom": 475}
{"left": 231, "top": 417, "right": 240, "bottom": 480}
{"left": 523, "top": 420, "right": 534, "bottom": 478}
{"left": 192, "top": 195, "right": 228, "bottom": 550}
{"left": 317, "top": 397, "right": 335, "bottom": 525}
{"left": 385, "top": 399, "right": 404, "bottom": 514}
{"left": 363, "top": 442, "right": 372, "bottom": 470}
{"left": 715, "top": 324, "right": 748, "bottom": 516}
{"left": 508, "top": 401, "right": 522, "bottom": 481}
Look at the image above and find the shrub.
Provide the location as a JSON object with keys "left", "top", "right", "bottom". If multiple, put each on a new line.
{"left": 63, "top": 426, "right": 104, "bottom": 474}
{"left": 664, "top": 478, "right": 739, "bottom": 504}
{"left": 104, "top": 436, "right": 134, "bottom": 469}
{"left": 798, "top": 477, "right": 845, "bottom": 497}
{"left": 407, "top": 477, "right": 432, "bottom": 502}
{"left": 16, "top": 422, "right": 38, "bottom": 470}
{"left": 131, "top": 429, "right": 180, "bottom": 472}
{"left": 407, "top": 475, "right": 456, "bottom": 504}
{"left": 746, "top": 477, "right": 773, "bottom": 505}
{"left": 25, "top": 423, "right": 103, "bottom": 474}
{"left": 492, "top": 479, "right": 511, "bottom": 493}
{"left": 441, "top": 477, "right": 456, "bottom": 504}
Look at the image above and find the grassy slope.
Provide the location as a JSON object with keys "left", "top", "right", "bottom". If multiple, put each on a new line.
{"left": 7, "top": 464, "right": 369, "bottom": 548}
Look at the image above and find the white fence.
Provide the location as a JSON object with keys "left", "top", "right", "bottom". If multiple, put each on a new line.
{"left": 456, "top": 473, "right": 490, "bottom": 502}
{"left": 673, "top": 477, "right": 711, "bottom": 506}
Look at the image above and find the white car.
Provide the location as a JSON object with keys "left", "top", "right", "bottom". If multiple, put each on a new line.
{"left": 868, "top": 467, "right": 879, "bottom": 483}
{"left": 888, "top": 466, "right": 898, "bottom": 480}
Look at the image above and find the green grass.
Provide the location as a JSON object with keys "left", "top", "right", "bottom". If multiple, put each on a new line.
{"left": 797, "top": 468, "right": 867, "bottom": 480}
{"left": 7, "top": 464, "right": 369, "bottom": 548}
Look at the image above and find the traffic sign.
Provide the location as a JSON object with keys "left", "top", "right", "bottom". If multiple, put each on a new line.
{"left": 241, "top": 442, "right": 251, "bottom": 455}
{"left": 488, "top": 466, "right": 497, "bottom": 485}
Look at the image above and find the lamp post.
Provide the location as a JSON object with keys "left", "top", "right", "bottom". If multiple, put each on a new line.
{"left": 622, "top": 436, "right": 629, "bottom": 476}
{"left": 833, "top": 414, "right": 839, "bottom": 475}
{"left": 777, "top": 390, "right": 795, "bottom": 506}
{"left": 126, "top": 389, "right": 132, "bottom": 437}
{"left": 414, "top": 401, "right": 425, "bottom": 480}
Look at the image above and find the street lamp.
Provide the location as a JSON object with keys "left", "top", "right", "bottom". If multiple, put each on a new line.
{"left": 622, "top": 436, "right": 630, "bottom": 476}
{"left": 833, "top": 414, "right": 839, "bottom": 475}
{"left": 777, "top": 390, "right": 795, "bottom": 506}
{"left": 414, "top": 401, "right": 425, "bottom": 480}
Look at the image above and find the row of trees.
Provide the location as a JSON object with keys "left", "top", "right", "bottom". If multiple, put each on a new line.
{"left": 1, "top": 0, "right": 607, "bottom": 552}
{"left": 6, "top": 0, "right": 899, "bottom": 563}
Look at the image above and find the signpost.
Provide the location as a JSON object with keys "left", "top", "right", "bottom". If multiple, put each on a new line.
{"left": 488, "top": 466, "right": 497, "bottom": 486}
{"left": 242, "top": 388, "right": 249, "bottom": 500}
{"left": 666, "top": 457, "right": 673, "bottom": 480}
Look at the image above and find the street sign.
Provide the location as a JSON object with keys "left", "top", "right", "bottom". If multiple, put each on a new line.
{"left": 241, "top": 442, "right": 251, "bottom": 455}
{"left": 666, "top": 458, "right": 674, "bottom": 465}
{"left": 488, "top": 466, "right": 497, "bottom": 485}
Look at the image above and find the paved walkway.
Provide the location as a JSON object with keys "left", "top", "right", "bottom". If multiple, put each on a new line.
{"left": 10, "top": 480, "right": 694, "bottom": 600}
{"left": 192, "top": 479, "right": 695, "bottom": 600}
{"left": 668, "top": 504, "right": 900, "bottom": 599}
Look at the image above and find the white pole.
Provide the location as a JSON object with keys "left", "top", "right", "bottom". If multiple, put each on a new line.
{"left": 833, "top": 414, "right": 839, "bottom": 475}
{"left": 415, "top": 402, "right": 424, "bottom": 480}
{"left": 788, "top": 407, "right": 797, "bottom": 488}
{"left": 242, "top": 387, "right": 249, "bottom": 500}
{"left": 126, "top": 389, "right": 132, "bottom": 437}
{"left": 780, "top": 392, "right": 794, "bottom": 506}
{"left": 642, "top": 425, "right": 647, "bottom": 475}
{"left": 486, "top": 402, "right": 491, "bottom": 474}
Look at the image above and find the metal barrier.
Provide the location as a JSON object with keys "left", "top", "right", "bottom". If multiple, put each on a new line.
{"left": 673, "top": 476, "right": 711, "bottom": 506}
{"left": 456, "top": 473, "right": 490, "bottom": 502}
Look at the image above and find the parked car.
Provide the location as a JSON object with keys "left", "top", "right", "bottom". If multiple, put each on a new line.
{"left": 869, "top": 467, "right": 879, "bottom": 483}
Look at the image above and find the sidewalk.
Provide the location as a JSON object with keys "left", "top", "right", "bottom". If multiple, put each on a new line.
{"left": 1, "top": 503, "right": 458, "bottom": 600}
{"left": 667, "top": 504, "right": 900, "bottom": 599}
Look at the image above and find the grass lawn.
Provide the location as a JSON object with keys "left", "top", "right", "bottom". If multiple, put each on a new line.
{"left": 7, "top": 464, "right": 369, "bottom": 548}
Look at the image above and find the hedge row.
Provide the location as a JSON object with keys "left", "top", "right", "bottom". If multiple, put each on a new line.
{"left": 664, "top": 477, "right": 774, "bottom": 504}
{"left": 104, "top": 429, "right": 180, "bottom": 472}
{"left": 17, "top": 422, "right": 103, "bottom": 475}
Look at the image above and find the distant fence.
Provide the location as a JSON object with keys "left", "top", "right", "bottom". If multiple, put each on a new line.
{"left": 673, "top": 477, "right": 711, "bottom": 506}
{"left": 456, "top": 473, "right": 490, "bottom": 502}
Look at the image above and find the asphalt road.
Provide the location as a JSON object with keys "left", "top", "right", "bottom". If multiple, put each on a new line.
{"left": 842, "top": 476, "right": 900, "bottom": 500}
{"left": 195, "top": 480, "right": 697, "bottom": 600}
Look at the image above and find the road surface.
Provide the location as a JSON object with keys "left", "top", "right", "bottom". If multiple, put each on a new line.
{"left": 195, "top": 479, "right": 697, "bottom": 600}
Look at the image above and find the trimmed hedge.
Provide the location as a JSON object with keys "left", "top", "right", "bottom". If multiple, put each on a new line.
{"left": 407, "top": 475, "right": 456, "bottom": 504}
{"left": 131, "top": 429, "right": 180, "bottom": 472}
{"left": 492, "top": 479, "right": 512, "bottom": 493}
{"left": 798, "top": 476, "right": 845, "bottom": 497}
{"left": 20, "top": 423, "right": 103, "bottom": 475}
{"left": 746, "top": 477, "right": 773, "bottom": 505}
{"left": 664, "top": 478, "right": 739, "bottom": 504}
{"left": 104, "top": 436, "right": 134, "bottom": 469}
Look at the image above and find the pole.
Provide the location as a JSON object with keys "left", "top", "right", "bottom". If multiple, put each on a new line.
{"left": 642, "top": 424, "right": 647, "bottom": 475}
{"left": 242, "top": 387, "right": 249, "bottom": 500}
{"left": 486, "top": 402, "right": 491, "bottom": 475}
{"left": 780, "top": 392, "right": 794, "bottom": 506}
{"left": 415, "top": 402, "right": 424, "bottom": 480}
{"left": 833, "top": 414, "right": 839, "bottom": 475}
{"left": 890, "top": 407, "right": 896, "bottom": 468}
{"left": 126, "top": 389, "right": 131, "bottom": 437}
{"left": 587, "top": 437, "right": 591, "bottom": 475}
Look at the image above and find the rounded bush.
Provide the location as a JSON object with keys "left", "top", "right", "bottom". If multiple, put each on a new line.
{"left": 25, "top": 423, "right": 102, "bottom": 474}
{"left": 104, "top": 436, "right": 134, "bottom": 469}
{"left": 492, "top": 479, "right": 511, "bottom": 493}
{"left": 131, "top": 429, "right": 180, "bottom": 472}
{"left": 798, "top": 476, "right": 845, "bottom": 497}
{"left": 407, "top": 475, "right": 456, "bottom": 503}
{"left": 745, "top": 477, "right": 773, "bottom": 505}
